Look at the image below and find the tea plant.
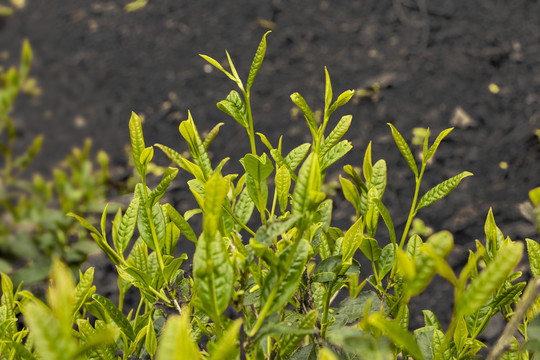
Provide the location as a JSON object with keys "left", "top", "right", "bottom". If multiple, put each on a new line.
{"left": 1, "top": 33, "right": 539, "bottom": 360}
{"left": 0, "top": 41, "right": 115, "bottom": 286}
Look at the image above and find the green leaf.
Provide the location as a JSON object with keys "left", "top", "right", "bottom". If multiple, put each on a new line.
{"left": 372, "top": 159, "right": 387, "bottom": 197}
{"left": 24, "top": 302, "right": 76, "bottom": 360}
{"left": 387, "top": 123, "right": 418, "bottom": 178}
{"left": 276, "top": 165, "right": 291, "bottom": 214}
{"left": 233, "top": 186, "right": 255, "bottom": 231}
{"left": 432, "top": 329, "right": 451, "bottom": 360}
{"left": 72, "top": 268, "right": 96, "bottom": 321}
{"left": 292, "top": 153, "right": 321, "bottom": 217}
{"left": 284, "top": 143, "right": 311, "bottom": 171}
{"left": 155, "top": 144, "right": 205, "bottom": 182}
{"left": 67, "top": 212, "right": 101, "bottom": 237}
{"left": 225, "top": 50, "right": 243, "bottom": 89}
{"left": 457, "top": 241, "right": 523, "bottom": 316}
{"left": 164, "top": 204, "right": 197, "bottom": 243}
{"left": 148, "top": 167, "right": 179, "bottom": 206}
{"left": 425, "top": 128, "right": 453, "bottom": 162}
{"left": 242, "top": 153, "right": 274, "bottom": 182}
{"left": 339, "top": 175, "right": 361, "bottom": 215}
{"left": 320, "top": 139, "right": 352, "bottom": 171}
{"left": 129, "top": 112, "right": 146, "bottom": 178}
{"left": 156, "top": 311, "right": 200, "bottom": 360}
{"left": 422, "top": 310, "right": 442, "bottom": 331}
{"left": 407, "top": 231, "right": 453, "bottom": 298}
{"left": 146, "top": 317, "right": 157, "bottom": 357}
{"left": 115, "top": 196, "right": 139, "bottom": 255}
{"left": 363, "top": 142, "right": 373, "bottom": 183}
{"left": 0, "top": 273, "right": 16, "bottom": 338}
{"left": 203, "top": 172, "right": 228, "bottom": 237}
{"left": 368, "top": 313, "right": 424, "bottom": 360}
{"left": 319, "top": 115, "right": 352, "bottom": 158}
{"left": 416, "top": 171, "right": 473, "bottom": 212}
{"left": 247, "top": 31, "right": 270, "bottom": 92}
{"left": 92, "top": 294, "right": 135, "bottom": 341}
{"left": 374, "top": 199, "right": 396, "bottom": 245}
{"left": 261, "top": 239, "right": 309, "bottom": 315}
{"left": 324, "top": 67, "right": 333, "bottom": 113}
{"left": 217, "top": 90, "right": 247, "bottom": 128}
{"left": 414, "top": 326, "right": 435, "bottom": 360}
{"left": 254, "top": 215, "right": 300, "bottom": 247}
{"left": 490, "top": 282, "right": 527, "bottom": 310}
{"left": 193, "top": 232, "right": 234, "bottom": 318}
{"left": 343, "top": 164, "right": 368, "bottom": 193}
{"left": 179, "top": 113, "right": 212, "bottom": 179}
{"left": 328, "top": 90, "right": 355, "bottom": 116}
{"left": 199, "top": 54, "right": 235, "bottom": 82}
{"left": 484, "top": 208, "right": 504, "bottom": 259}
{"left": 527, "top": 238, "right": 540, "bottom": 279}
{"left": 341, "top": 217, "right": 364, "bottom": 265}
{"left": 290, "top": 92, "right": 317, "bottom": 138}
{"left": 140, "top": 146, "right": 154, "bottom": 167}
{"left": 137, "top": 191, "right": 167, "bottom": 252}
{"left": 464, "top": 304, "right": 491, "bottom": 337}
{"left": 203, "top": 122, "right": 224, "bottom": 151}
{"left": 377, "top": 243, "right": 396, "bottom": 279}
{"left": 208, "top": 318, "right": 243, "bottom": 360}
{"left": 360, "top": 237, "right": 381, "bottom": 262}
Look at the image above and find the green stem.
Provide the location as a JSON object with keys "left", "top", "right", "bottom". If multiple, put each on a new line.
{"left": 249, "top": 237, "right": 303, "bottom": 338}
{"left": 249, "top": 283, "right": 279, "bottom": 337}
{"left": 223, "top": 205, "right": 256, "bottom": 236}
{"left": 243, "top": 91, "right": 257, "bottom": 156}
{"left": 321, "top": 278, "right": 338, "bottom": 339}
{"left": 389, "top": 165, "right": 426, "bottom": 283}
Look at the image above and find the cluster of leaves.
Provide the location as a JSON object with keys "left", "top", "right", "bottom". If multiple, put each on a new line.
{"left": 0, "top": 41, "right": 116, "bottom": 286}
{"left": 1, "top": 33, "right": 540, "bottom": 360}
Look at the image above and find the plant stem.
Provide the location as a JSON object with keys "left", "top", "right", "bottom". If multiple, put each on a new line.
{"left": 321, "top": 278, "right": 338, "bottom": 339}
{"left": 243, "top": 91, "right": 257, "bottom": 156}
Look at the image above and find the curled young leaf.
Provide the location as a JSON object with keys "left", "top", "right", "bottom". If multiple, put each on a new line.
{"left": 247, "top": 31, "right": 271, "bottom": 92}
{"left": 290, "top": 92, "right": 317, "bottom": 138}
{"left": 217, "top": 91, "right": 247, "bottom": 128}
{"left": 387, "top": 123, "right": 418, "bottom": 178}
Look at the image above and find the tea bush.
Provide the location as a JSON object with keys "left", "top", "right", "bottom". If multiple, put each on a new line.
{"left": 1, "top": 33, "right": 540, "bottom": 360}
{"left": 0, "top": 41, "right": 117, "bottom": 287}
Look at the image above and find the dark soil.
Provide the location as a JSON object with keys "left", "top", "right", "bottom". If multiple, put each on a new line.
{"left": 2, "top": 0, "right": 539, "bottom": 345}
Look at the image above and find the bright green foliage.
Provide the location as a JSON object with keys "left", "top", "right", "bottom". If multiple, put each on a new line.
{"left": 1, "top": 33, "right": 538, "bottom": 360}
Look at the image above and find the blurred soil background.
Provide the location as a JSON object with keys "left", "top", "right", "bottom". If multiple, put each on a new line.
{"left": 1, "top": 0, "right": 539, "bottom": 340}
